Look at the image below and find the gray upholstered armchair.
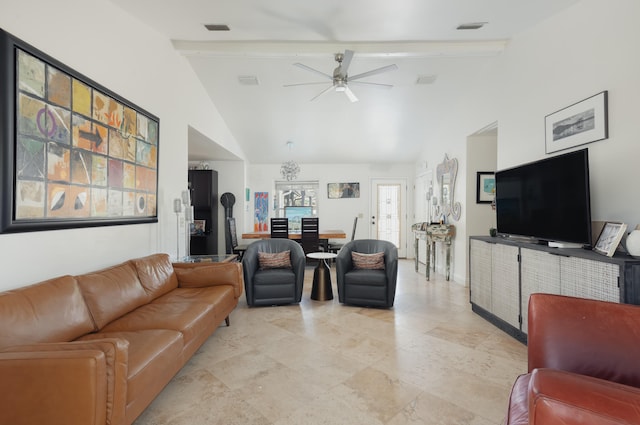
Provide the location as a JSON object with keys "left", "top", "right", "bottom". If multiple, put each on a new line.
{"left": 242, "top": 238, "right": 306, "bottom": 306}
{"left": 336, "top": 239, "right": 398, "bottom": 308}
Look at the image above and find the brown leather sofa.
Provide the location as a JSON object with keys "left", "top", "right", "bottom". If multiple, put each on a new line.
{"left": 0, "top": 253, "right": 243, "bottom": 425}
{"left": 503, "top": 293, "right": 640, "bottom": 424}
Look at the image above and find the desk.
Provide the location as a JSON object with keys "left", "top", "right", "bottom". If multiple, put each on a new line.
{"left": 242, "top": 230, "right": 346, "bottom": 240}
{"left": 307, "top": 252, "right": 337, "bottom": 301}
{"left": 412, "top": 223, "right": 455, "bottom": 281}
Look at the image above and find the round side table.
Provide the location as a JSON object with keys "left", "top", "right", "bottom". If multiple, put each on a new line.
{"left": 307, "top": 252, "right": 337, "bottom": 301}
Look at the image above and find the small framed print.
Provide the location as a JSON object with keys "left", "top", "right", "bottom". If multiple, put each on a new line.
{"left": 593, "top": 221, "right": 627, "bottom": 257}
{"left": 192, "top": 219, "right": 206, "bottom": 235}
{"left": 476, "top": 172, "right": 495, "bottom": 204}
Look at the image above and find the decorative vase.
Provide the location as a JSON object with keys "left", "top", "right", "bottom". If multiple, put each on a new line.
{"left": 626, "top": 229, "right": 640, "bottom": 257}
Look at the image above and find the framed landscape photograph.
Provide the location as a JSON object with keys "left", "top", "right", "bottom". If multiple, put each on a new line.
{"left": 545, "top": 91, "right": 608, "bottom": 154}
{"left": 0, "top": 29, "right": 159, "bottom": 233}
{"left": 476, "top": 172, "right": 495, "bottom": 204}
{"left": 328, "top": 182, "right": 360, "bottom": 199}
{"left": 593, "top": 221, "right": 627, "bottom": 257}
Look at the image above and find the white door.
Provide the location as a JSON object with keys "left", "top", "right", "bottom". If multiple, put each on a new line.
{"left": 370, "top": 178, "right": 407, "bottom": 257}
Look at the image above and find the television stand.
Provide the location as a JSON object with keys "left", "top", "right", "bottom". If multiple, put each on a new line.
{"left": 548, "top": 241, "right": 584, "bottom": 249}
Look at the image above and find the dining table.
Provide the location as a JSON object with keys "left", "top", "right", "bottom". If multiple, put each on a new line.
{"left": 241, "top": 230, "right": 347, "bottom": 240}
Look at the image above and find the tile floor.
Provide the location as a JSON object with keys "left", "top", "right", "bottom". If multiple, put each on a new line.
{"left": 134, "top": 259, "right": 527, "bottom": 425}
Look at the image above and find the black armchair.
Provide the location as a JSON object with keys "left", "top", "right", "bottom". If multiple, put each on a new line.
{"left": 242, "top": 239, "right": 306, "bottom": 306}
{"left": 336, "top": 239, "right": 398, "bottom": 308}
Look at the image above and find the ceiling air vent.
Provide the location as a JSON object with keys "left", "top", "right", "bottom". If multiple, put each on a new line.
{"left": 416, "top": 75, "right": 437, "bottom": 85}
{"left": 238, "top": 75, "right": 259, "bottom": 86}
{"left": 204, "top": 24, "right": 230, "bottom": 31}
{"left": 456, "top": 22, "right": 487, "bottom": 30}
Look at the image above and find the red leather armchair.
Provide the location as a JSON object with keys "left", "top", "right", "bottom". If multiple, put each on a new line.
{"left": 503, "top": 293, "right": 640, "bottom": 425}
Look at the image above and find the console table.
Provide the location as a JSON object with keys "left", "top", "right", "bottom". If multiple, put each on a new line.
{"left": 412, "top": 223, "right": 456, "bottom": 281}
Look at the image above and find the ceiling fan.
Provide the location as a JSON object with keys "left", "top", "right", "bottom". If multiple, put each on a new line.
{"left": 283, "top": 49, "right": 398, "bottom": 103}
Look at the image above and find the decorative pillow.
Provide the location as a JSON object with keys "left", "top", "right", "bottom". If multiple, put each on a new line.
{"left": 259, "top": 250, "right": 292, "bottom": 270}
{"left": 352, "top": 251, "right": 385, "bottom": 270}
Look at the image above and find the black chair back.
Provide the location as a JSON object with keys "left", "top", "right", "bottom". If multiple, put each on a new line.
{"left": 270, "top": 217, "right": 289, "bottom": 238}
{"left": 350, "top": 216, "right": 358, "bottom": 241}
{"left": 226, "top": 217, "right": 247, "bottom": 259}
{"left": 227, "top": 217, "right": 239, "bottom": 249}
{"left": 301, "top": 217, "right": 320, "bottom": 253}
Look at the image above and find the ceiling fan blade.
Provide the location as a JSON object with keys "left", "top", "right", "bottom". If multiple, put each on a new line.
{"left": 310, "top": 85, "right": 335, "bottom": 101}
{"left": 283, "top": 81, "right": 332, "bottom": 87}
{"left": 341, "top": 49, "right": 355, "bottom": 74}
{"left": 344, "top": 86, "right": 359, "bottom": 103}
{"left": 349, "top": 64, "right": 399, "bottom": 81}
{"left": 349, "top": 81, "right": 394, "bottom": 89}
{"left": 293, "top": 63, "right": 332, "bottom": 80}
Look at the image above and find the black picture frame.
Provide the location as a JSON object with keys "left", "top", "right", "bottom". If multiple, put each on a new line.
{"left": 0, "top": 28, "right": 159, "bottom": 233}
{"left": 545, "top": 91, "right": 608, "bottom": 154}
{"left": 476, "top": 172, "right": 495, "bottom": 204}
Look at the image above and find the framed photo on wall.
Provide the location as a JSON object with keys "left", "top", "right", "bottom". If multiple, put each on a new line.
{"left": 0, "top": 29, "right": 159, "bottom": 233}
{"left": 476, "top": 172, "right": 495, "bottom": 204}
{"left": 593, "top": 221, "right": 627, "bottom": 257}
{"left": 545, "top": 91, "right": 608, "bottom": 154}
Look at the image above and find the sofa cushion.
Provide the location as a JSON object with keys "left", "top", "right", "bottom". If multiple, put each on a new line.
{"left": 130, "top": 253, "right": 178, "bottom": 300}
{"left": 503, "top": 373, "right": 531, "bottom": 425}
{"left": 101, "top": 302, "right": 215, "bottom": 347}
{"left": 78, "top": 329, "right": 184, "bottom": 406}
{"left": 0, "top": 275, "right": 95, "bottom": 350}
{"left": 77, "top": 262, "right": 149, "bottom": 330}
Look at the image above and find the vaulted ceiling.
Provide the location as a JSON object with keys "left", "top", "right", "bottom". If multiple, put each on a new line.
{"left": 110, "top": 0, "right": 582, "bottom": 164}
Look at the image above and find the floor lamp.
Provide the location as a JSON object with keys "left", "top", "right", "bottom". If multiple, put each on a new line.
{"left": 173, "top": 198, "right": 182, "bottom": 259}
{"left": 182, "top": 190, "right": 193, "bottom": 258}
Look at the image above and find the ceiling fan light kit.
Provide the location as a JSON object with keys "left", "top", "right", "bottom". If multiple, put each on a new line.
{"left": 284, "top": 49, "right": 397, "bottom": 103}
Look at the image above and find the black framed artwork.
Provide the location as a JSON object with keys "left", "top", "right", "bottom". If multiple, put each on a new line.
{"left": 476, "top": 172, "right": 495, "bottom": 204}
{"left": 0, "top": 29, "right": 159, "bottom": 233}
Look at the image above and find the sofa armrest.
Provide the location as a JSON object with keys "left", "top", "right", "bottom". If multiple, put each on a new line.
{"left": 527, "top": 293, "right": 640, "bottom": 387}
{"left": 0, "top": 338, "right": 128, "bottom": 425}
{"left": 173, "top": 262, "right": 244, "bottom": 298}
{"left": 0, "top": 350, "right": 106, "bottom": 425}
{"left": 529, "top": 368, "right": 640, "bottom": 425}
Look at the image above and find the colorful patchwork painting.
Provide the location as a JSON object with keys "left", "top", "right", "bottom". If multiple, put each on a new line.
{"left": 2, "top": 30, "right": 159, "bottom": 232}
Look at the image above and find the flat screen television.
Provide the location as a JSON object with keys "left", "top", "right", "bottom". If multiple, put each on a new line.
{"left": 495, "top": 148, "right": 592, "bottom": 248}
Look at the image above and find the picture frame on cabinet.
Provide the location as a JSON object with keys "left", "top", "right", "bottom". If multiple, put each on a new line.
{"left": 545, "top": 91, "right": 608, "bottom": 154}
{"left": 0, "top": 29, "right": 159, "bottom": 234}
{"left": 593, "top": 221, "right": 627, "bottom": 257}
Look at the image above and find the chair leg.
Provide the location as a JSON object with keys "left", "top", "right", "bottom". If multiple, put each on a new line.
{"left": 225, "top": 316, "right": 230, "bottom": 326}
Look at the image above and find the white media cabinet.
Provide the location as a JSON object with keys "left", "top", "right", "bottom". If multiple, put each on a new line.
{"left": 469, "top": 236, "right": 640, "bottom": 343}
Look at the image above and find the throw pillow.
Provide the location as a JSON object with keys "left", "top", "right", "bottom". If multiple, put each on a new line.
{"left": 352, "top": 251, "right": 385, "bottom": 270}
{"left": 259, "top": 250, "right": 292, "bottom": 270}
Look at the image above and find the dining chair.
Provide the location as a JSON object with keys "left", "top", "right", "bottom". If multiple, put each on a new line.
{"left": 300, "top": 217, "right": 321, "bottom": 254}
{"left": 270, "top": 217, "right": 289, "bottom": 238}
{"left": 329, "top": 216, "right": 358, "bottom": 253}
{"left": 226, "top": 217, "right": 248, "bottom": 260}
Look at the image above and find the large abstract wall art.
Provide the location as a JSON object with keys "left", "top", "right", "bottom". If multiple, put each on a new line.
{"left": 0, "top": 29, "right": 159, "bottom": 233}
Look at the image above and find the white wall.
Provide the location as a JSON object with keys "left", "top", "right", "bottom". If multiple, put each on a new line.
{"left": 494, "top": 0, "right": 640, "bottom": 229}
{"left": 245, "top": 163, "right": 415, "bottom": 256}
{"left": 0, "top": 0, "right": 244, "bottom": 289}
{"left": 416, "top": 0, "right": 640, "bottom": 284}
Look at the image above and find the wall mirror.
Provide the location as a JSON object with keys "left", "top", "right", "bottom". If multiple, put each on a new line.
{"left": 436, "top": 154, "right": 462, "bottom": 221}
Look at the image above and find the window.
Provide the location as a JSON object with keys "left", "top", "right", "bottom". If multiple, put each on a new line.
{"left": 274, "top": 180, "right": 319, "bottom": 232}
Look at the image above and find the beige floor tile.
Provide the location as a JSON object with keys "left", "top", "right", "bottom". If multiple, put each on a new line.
{"left": 133, "top": 259, "right": 526, "bottom": 425}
